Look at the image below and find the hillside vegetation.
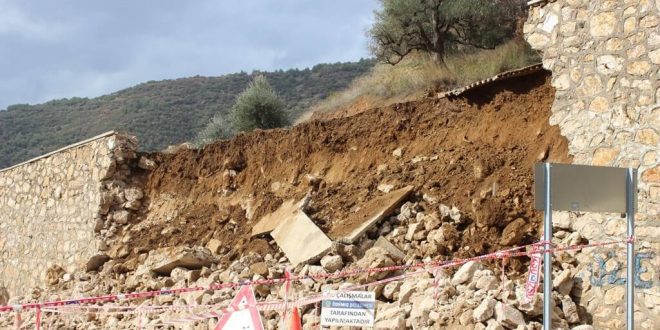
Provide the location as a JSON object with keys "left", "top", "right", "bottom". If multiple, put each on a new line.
{"left": 0, "top": 60, "right": 374, "bottom": 168}
{"left": 310, "top": 40, "right": 540, "bottom": 117}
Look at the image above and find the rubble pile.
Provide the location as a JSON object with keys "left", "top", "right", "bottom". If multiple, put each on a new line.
{"left": 1, "top": 198, "right": 599, "bottom": 329}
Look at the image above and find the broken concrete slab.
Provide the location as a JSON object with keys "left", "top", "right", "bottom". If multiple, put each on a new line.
{"left": 270, "top": 209, "right": 332, "bottom": 267}
{"left": 137, "top": 246, "right": 216, "bottom": 276}
{"left": 251, "top": 199, "right": 300, "bottom": 236}
{"left": 333, "top": 186, "right": 414, "bottom": 243}
{"left": 374, "top": 236, "right": 405, "bottom": 261}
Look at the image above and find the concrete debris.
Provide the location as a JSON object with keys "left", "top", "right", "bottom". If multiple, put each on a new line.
{"left": 251, "top": 199, "right": 302, "bottom": 236}
{"left": 451, "top": 261, "right": 482, "bottom": 285}
{"left": 553, "top": 268, "right": 574, "bottom": 296}
{"left": 320, "top": 255, "right": 343, "bottom": 273}
{"left": 206, "top": 238, "right": 222, "bottom": 254}
{"left": 473, "top": 296, "right": 497, "bottom": 322}
{"left": 137, "top": 246, "right": 216, "bottom": 276}
{"left": 336, "top": 186, "right": 414, "bottom": 243}
{"left": 439, "top": 203, "right": 462, "bottom": 223}
{"left": 382, "top": 281, "right": 401, "bottom": 300}
{"left": 353, "top": 247, "right": 395, "bottom": 282}
{"left": 373, "top": 236, "right": 405, "bottom": 261}
{"left": 495, "top": 301, "right": 526, "bottom": 329}
{"left": 374, "top": 303, "right": 406, "bottom": 329}
{"left": 561, "top": 295, "right": 580, "bottom": 324}
{"left": 377, "top": 183, "right": 395, "bottom": 193}
{"left": 405, "top": 222, "right": 421, "bottom": 241}
{"left": 270, "top": 209, "right": 332, "bottom": 267}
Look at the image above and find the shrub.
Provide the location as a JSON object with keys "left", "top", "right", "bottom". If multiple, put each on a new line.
{"left": 231, "top": 75, "right": 288, "bottom": 132}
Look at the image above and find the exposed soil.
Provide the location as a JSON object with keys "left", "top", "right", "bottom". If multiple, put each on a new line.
{"left": 118, "top": 70, "right": 570, "bottom": 269}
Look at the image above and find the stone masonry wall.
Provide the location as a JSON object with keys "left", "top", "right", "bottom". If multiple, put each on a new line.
{"left": 525, "top": 0, "right": 659, "bottom": 328}
{"left": 0, "top": 133, "right": 142, "bottom": 297}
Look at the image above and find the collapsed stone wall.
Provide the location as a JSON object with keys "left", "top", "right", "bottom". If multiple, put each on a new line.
{"left": 0, "top": 132, "right": 143, "bottom": 296}
{"left": 524, "top": 0, "right": 659, "bottom": 328}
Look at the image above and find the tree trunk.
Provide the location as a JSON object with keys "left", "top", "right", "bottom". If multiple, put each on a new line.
{"left": 430, "top": 51, "right": 447, "bottom": 68}
{"left": 431, "top": 38, "right": 448, "bottom": 69}
{"left": 430, "top": 6, "right": 449, "bottom": 70}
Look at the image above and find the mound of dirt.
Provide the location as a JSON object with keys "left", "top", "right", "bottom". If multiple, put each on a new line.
{"left": 118, "top": 70, "right": 570, "bottom": 269}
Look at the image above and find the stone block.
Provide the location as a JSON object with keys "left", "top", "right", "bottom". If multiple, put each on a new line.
{"left": 473, "top": 296, "right": 497, "bottom": 323}
{"left": 627, "top": 61, "right": 652, "bottom": 75}
{"left": 86, "top": 254, "right": 110, "bottom": 272}
{"left": 251, "top": 199, "right": 300, "bottom": 236}
{"left": 320, "top": 255, "right": 343, "bottom": 273}
{"left": 138, "top": 246, "right": 216, "bottom": 276}
{"left": 561, "top": 295, "right": 580, "bottom": 324}
{"left": 590, "top": 12, "right": 617, "bottom": 37}
{"left": 592, "top": 147, "right": 620, "bottom": 166}
{"left": 495, "top": 302, "right": 525, "bottom": 329}
{"left": 270, "top": 209, "right": 332, "bottom": 267}
{"left": 635, "top": 128, "right": 659, "bottom": 146}
{"left": 334, "top": 186, "right": 413, "bottom": 243}
{"left": 248, "top": 262, "right": 269, "bottom": 277}
{"left": 451, "top": 261, "right": 481, "bottom": 285}
{"left": 642, "top": 166, "right": 660, "bottom": 183}
{"left": 650, "top": 48, "right": 660, "bottom": 64}
{"left": 374, "top": 236, "right": 406, "bottom": 261}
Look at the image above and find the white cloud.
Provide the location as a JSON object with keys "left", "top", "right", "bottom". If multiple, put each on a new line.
{"left": 0, "top": 0, "right": 378, "bottom": 109}
{"left": 0, "top": 0, "right": 67, "bottom": 41}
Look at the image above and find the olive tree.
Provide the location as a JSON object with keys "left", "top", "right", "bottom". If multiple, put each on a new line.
{"left": 231, "top": 75, "right": 288, "bottom": 132}
{"left": 368, "top": 0, "right": 524, "bottom": 67}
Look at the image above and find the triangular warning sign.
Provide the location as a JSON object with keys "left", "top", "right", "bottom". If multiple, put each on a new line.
{"left": 215, "top": 286, "right": 264, "bottom": 330}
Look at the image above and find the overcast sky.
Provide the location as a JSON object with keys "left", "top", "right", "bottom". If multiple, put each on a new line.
{"left": 0, "top": 0, "right": 378, "bottom": 110}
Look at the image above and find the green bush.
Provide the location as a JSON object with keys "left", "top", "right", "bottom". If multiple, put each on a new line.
{"left": 231, "top": 75, "right": 289, "bottom": 132}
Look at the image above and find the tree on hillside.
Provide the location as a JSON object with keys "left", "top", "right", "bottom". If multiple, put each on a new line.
{"left": 368, "top": 0, "right": 524, "bottom": 67}
{"left": 231, "top": 75, "right": 289, "bottom": 132}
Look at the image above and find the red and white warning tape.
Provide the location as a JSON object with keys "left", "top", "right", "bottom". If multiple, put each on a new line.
{"left": 2, "top": 239, "right": 631, "bottom": 328}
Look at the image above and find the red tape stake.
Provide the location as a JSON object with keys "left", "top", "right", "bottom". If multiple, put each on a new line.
{"left": 35, "top": 306, "right": 42, "bottom": 330}
{"left": 14, "top": 311, "right": 22, "bottom": 329}
{"left": 432, "top": 267, "right": 440, "bottom": 308}
{"left": 282, "top": 268, "right": 292, "bottom": 328}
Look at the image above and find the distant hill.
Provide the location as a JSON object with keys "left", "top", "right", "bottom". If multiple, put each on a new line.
{"left": 0, "top": 59, "right": 374, "bottom": 168}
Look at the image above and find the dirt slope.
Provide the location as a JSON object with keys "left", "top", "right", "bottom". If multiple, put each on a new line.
{"left": 119, "top": 70, "right": 570, "bottom": 269}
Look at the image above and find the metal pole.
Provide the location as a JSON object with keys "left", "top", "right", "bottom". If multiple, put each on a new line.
{"left": 543, "top": 163, "right": 552, "bottom": 330}
{"left": 626, "top": 168, "right": 635, "bottom": 330}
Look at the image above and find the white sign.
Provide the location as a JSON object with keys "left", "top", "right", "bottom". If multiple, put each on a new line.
{"left": 320, "top": 291, "right": 375, "bottom": 327}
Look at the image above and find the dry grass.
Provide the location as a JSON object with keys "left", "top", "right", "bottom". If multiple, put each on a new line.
{"left": 309, "top": 40, "right": 540, "bottom": 116}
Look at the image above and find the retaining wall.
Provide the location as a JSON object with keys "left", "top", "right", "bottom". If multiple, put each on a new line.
{"left": 524, "top": 0, "right": 659, "bottom": 328}
{"left": 0, "top": 132, "right": 140, "bottom": 296}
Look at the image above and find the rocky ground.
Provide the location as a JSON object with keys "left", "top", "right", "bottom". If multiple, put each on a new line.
{"left": 1, "top": 199, "right": 598, "bottom": 329}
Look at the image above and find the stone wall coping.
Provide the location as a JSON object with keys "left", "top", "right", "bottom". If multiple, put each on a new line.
{"left": 436, "top": 63, "right": 544, "bottom": 98}
{"left": 0, "top": 131, "right": 117, "bottom": 173}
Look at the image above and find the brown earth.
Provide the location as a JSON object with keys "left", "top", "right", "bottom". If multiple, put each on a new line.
{"left": 118, "top": 70, "right": 570, "bottom": 270}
